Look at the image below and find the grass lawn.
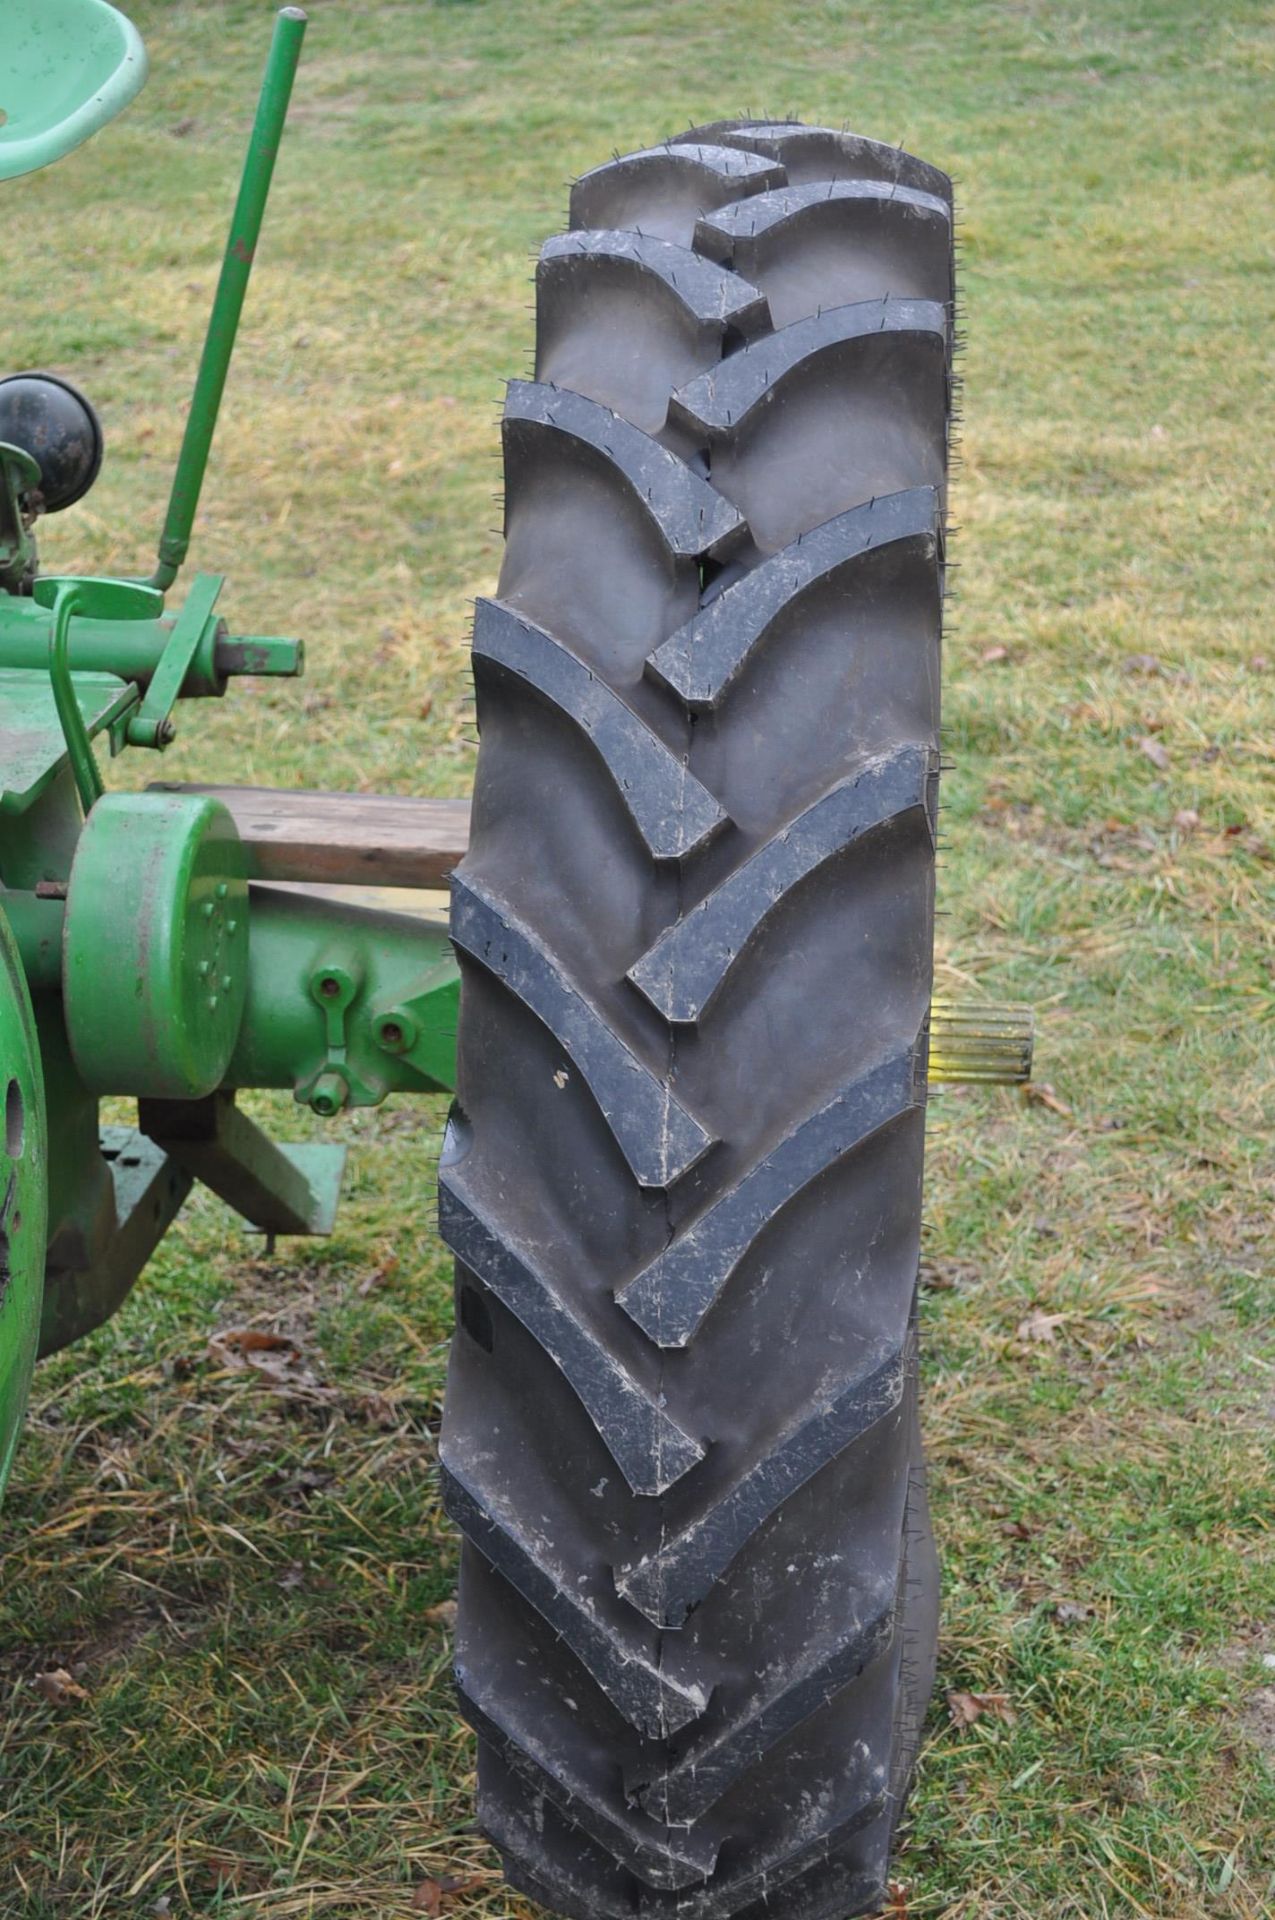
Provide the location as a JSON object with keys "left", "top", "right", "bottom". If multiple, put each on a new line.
{"left": 2, "top": 0, "right": 1272, "bottom": 1914}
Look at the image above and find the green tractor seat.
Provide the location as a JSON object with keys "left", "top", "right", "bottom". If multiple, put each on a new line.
{"left": 0, "top": 0, "right": 147, "bottom": 182}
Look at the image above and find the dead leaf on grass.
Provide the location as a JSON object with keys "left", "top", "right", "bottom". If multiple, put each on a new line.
{"left": 1174, "top": 807, "right": 1201, "bottom": 832}
{"left": 276, "top": 1466, "right": 335, "bottom": 1504}
{"left": 31, "top": 1667, "right": 89, "bottom": 1706}
{"left": 947, "top": 1688, "right": 1018, "bottom": 1729}
{"left": 207, "top": 1327, "right": 324, "bottom": 1393}
{"left": 357, "top": 1254, "right": 400, "bottom": 1298}
{"left": 1122, "top": 653, "right": 1165, "bottom": 676}
{"left": 413, "top": 1874, "right": 485, "bottom": 1912}
{"left": 1056, "top": 1601, "right": 1096, "bottom": 1626}
{"left": 980, "top": 644, "right": 1010, "bottom": 664}
{"left": 353, "top": 1390, "right": 399, "bottom": 1428}
{"left": 1017, "top": 1309, "right": 1069, "bottom": 1344}
{"left": 1022, "top": 1081, "right": 1073, "bottom": 1116}
{"left": 1137, "top": 734, "right": 1170, "bottom": 770}
{"left": 425, "top": 1599, "right": 458, "bottom": 1628}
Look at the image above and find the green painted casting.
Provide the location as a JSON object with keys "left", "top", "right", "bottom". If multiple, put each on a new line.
{"left": 0, "top": 894, "right": 64, "bottom": 995}
{"left": 0, "top": 0, "right": 148, "bottom": 183}
{"left": 227, "top": 885, "right": 459, "bottom": 1109}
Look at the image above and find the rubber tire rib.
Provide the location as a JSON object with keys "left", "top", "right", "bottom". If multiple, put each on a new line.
{"left": 442, "top": 116, "right": 952, "bottom": 1920}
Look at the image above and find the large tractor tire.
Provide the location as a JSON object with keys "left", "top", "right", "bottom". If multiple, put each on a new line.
{"left": 441, "top": 120, "right": 954, "bottom": 1920}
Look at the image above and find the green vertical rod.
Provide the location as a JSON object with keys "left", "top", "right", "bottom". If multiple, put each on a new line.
{"left": 149, "top": 7, "right": 308, "bottom": 594}
{"left": 48, "top": 585, "right": 104, "bottom": 814}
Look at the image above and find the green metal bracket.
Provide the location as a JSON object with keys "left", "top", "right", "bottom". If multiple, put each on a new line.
{"left": 38, "top": 1127, "right": 192, "bottom": 1360}
{"left": 370, "top": 956, "right": 465, "bottom": 1091}
{"left": 300, "top": 960, "right": 364, "bottom": 1116}
{"left": 125, "top": 573, "right": 224, "bottom": 748}
{"left": 138, "top": 1092, "right": 344, "bottom": 1236}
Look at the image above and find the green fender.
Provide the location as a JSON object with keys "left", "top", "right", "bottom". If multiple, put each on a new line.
{"left": 0, "top": 905, "right": 47, "bottom": 1504}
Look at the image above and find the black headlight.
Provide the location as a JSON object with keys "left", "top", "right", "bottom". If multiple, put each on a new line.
{"left": 0, "top": 372, "right": 104, "bottom": 513}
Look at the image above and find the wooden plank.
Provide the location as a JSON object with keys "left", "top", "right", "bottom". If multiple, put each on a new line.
{"left": 149, "top": 783, "right": 470, "bottom": 889}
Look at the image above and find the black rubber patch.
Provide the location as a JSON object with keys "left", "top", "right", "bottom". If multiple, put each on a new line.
{"left": 612, "top": 1341, "right": 908, "bottom": 1628}
{"left": 697, "top": 179, "right": 950, "bottom": 253}
{"left": 440, "top": 1453, "right": 710, "bottom": 1738}
{"left": 693, "top": 181, "right": 953, "bottom": 327}
{"left": 635, "top": 1581, "right": 896, "bottom": 1826}
{"left": 440, "top": 1163, "right": 705, "bottom": 1496}
{"left": 646, "top": 489, "right": 939, "bottom": 709}
{"left": 541, "top": 229, "right": 770, "bottom": 334}
{"left": 673, "top": 119, "right": 953, "bottom": 206}
{"left": 667, "top": 298, "right": 948, "bottom": 439}
{"left": 505, "top": 380, "right": 745, "bottom": 559}
{"left": 483, "top": 1735, "right": 888, "bottom": 1920}
{"left": 628, "top": 745, "right": 936, "bottom": 1022}
{"left": 450, "top": 874, "right": 714, "bottom": 1189}
{"left": 474, "top": 597, "right": 729, "bottom": 860}
{"left": 457, "top": 1661, "right": 720, "bottom": 1889}
{"left": 570, "top": 143, "right": 787, "bottom": 246}
{"left": 617, "top": 1044, "right": 924, "bottom": 1346}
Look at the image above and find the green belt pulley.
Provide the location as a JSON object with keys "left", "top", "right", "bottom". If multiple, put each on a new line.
{"left": 62, "top": 791, "right": 250, "bottom": 1099}
{"left": 0, "top": 905, "right": 47, "bottom": 1503}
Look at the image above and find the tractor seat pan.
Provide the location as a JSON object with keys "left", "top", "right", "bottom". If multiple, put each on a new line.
{"left": 0, "top": 0, "right": 147, "bottom": 183}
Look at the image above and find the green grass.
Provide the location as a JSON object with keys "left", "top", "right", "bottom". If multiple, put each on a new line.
{"left": 2, "top": 0, "right": 1273, "bottom": 1914}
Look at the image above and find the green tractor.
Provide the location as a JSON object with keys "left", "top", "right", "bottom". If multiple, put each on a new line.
{"left": 1, "top": 6, "right": 1031, "bottom": 1915}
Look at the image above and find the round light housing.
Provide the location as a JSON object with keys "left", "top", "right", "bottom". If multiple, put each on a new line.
{"left": 0, "top": 371, "right": 103, "bottom": 512}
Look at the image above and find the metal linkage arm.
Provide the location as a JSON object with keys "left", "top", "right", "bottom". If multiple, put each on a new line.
{"left": 150, "top": 8, "right": 308, "bottom": 592}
